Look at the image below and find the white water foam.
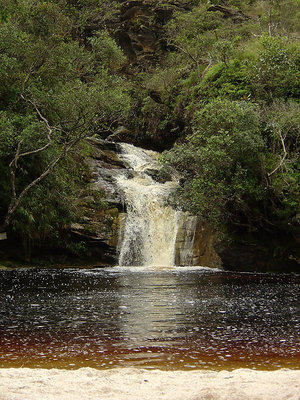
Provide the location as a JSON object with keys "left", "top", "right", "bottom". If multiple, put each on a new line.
{"left": 116, "top": 143, "right": 181, "bottom": 267}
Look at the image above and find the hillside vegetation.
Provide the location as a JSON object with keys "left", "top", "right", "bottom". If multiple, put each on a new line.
{"left": 0, "top": 0, "right": 299, "bottom": 269}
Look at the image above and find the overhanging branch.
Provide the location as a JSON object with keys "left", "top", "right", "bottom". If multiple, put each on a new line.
{"left": 0, "top": 94, "right": 89, "bottom": 232}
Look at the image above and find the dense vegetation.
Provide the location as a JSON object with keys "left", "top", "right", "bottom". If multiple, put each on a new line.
{"left": 157, "top": 0, "right": 300, "bottom": 268}
{"left": 0, "top": 0, "right": 130, "bottom": 260}
{"left": 0, "top": 0, "right": 299, "bottom": 268}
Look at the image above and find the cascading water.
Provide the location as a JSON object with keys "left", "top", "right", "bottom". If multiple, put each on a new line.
{"left": 116, "top": 143, "right": 181, "bottom": 266}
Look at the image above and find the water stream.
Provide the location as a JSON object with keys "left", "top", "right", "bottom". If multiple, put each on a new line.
{"left": 116, "top": 143, "right": 181, "bottom": 266}
{"left": 0, "top": 268, "right": 299, "bottom": 370}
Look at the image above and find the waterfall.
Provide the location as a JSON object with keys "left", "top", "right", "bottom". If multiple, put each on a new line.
{"left": 116, "top": 143, "right": 181, "bottom": 266}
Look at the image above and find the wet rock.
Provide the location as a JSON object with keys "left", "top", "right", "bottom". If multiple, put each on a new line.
{"left": 82, "top": 139, "right": 223, "bottom": 268}
{"left": 106, "top": 126, "right": 133, "bottom": 143}
{"left": 68, "top": 201, "right": 120, "bottom": 265}
{"left": 85, "top": 137, "right": 129, "bottom": 207}
{"left": 86, "top": 137, "right": 121, "bottom": 154}
{"left": 144, "top": 168, "right": 159, "bottom": 179}
{"left": 175, "top": 214, "right": 221, "bottom": 268}
{"left": 64, "top": 138, "right": 133, "bottom": 265}
{"left": 144, "top": 168, "right": 172, "bottom": 183}
{"left": 92, "top": 166, "right": 124, "bottom": 207}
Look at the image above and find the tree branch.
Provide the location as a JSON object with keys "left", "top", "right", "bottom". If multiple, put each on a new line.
{"left": 168, "top": 40, "right": 199, "bottom": 65}
{"left": 2, "top": 96, "right": 56, "bottom": 231}
{"left": 8, "top": 140, "right": 23, "bottom": 205}
{"left": 201, "top": 57, "right": 213, "bottom": 80}
{"left": 268, "top": 129, "right": 287, "bottom": 177}
{"left": 0, "top": 94, "right": 89, "bottom": 233}
{"left": 1, "top": 134, "right": 83, "bottom": 232}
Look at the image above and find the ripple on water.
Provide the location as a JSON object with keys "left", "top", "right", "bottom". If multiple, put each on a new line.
{"left": 0, "top": 268, "right": 299, "bottom": 370}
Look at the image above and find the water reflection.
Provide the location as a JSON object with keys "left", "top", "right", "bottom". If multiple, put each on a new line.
{"left": 0, "top": 267, "right": 299, "bottom": 370}
{"left": 118, "top": 271, "right": 191, "bottom": 344}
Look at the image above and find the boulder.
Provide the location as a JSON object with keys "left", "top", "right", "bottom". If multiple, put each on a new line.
{"left": 106, "top": 126, "right": 133, "bottom": 143}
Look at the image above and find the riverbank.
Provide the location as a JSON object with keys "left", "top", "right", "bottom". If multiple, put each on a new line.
{"left": 0, "top": 368, "right": 299, "bottom": 400}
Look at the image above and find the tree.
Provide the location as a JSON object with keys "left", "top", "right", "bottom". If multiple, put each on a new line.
{"left": 165, "top": 4, "right": 223, "bottom": 79}
{"left": 162, "top": 95, "right": 300, "bottom": 237}
{"left": 0, "top": 0, "right": 130, "bottom": 235}
{"left": 250, "top": 35, "right": 300, "bottom": 100}
{"left": 162, "top": 99, "right": 266, "bottom": 228}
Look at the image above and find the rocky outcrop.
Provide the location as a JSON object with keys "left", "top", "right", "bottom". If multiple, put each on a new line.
{"left": 86, "top": 137, "right": 128, "bottom": 208}
{"left": 114, "top": 1, "right": 192, "bottom": 69}
{"left": 207, "top": 4, "right": 250, "bottom": 23}
{"left": 68, "top": 138, "right": 130, "bottom": 264}
{"left": 106, "top": 126, "right": 134, "bottom": 143}
{"left": 175, "top": 214, "right": 221, "bottom": 268}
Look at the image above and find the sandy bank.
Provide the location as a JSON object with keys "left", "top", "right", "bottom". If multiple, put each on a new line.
{"left": 0, "top": 368, "right": 299, "bottom": 400}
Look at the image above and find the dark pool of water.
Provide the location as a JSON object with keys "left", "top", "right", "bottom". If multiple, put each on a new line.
{"left": 0, "top": 266, "right": 299, "bottom": 370}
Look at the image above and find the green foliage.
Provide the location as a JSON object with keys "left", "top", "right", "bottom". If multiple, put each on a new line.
{"left": 162, "top": 99, "right": 267, "bottom": 226}
{"left": 0, "top": 112, "right": 51, "bottom": 158}
{"left": 89, "top": 30, "right": 126, "bottom": 70}
{"left": 262, "top": 100, "right": 300, "bottom": 222}
{"left": 0, "top": 0, "right": 130, "bottom": 259}
{"left": 212, "top": 40, "right": 235, "bottom": 66}
{"left": 250, "top": 35, "right": 300, "bottom": 100}
{"left": 163, "top": 95, "right": 299, "bottom": 234}
{"left": 196, "top": 60, "right": 252, "bottom": 100}
{"left": 11, "top": 154, "right": 77, "bottom": 241}
{"left": 165, "top": 4, "right": 224, "bottom": 75}
{"left": 253, "top": 0, "right": 300, "bottom": 37}
{"left": 134, "top": 0, "right": 300, "bottom": 248}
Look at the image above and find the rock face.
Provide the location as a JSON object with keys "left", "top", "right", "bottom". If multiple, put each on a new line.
{"left": 86, "top": 137, "right": 127, "bottom": 208}
{"left": 175, "top": 214, "right": 221, "bottom": 268}
{"left": 114, "top": 1, "right": 192, "bottom": 69}
{"left": 111, "top": 2, "right": 250, "bottom": 70}
{"left": 69, "top": 138, "right": 130, "bottom": 265}
{"left": 82, "top": 139, "right": 221, "bottom": 268}
{"left": 207, "top": 5, "right": 250, "bottom": 23}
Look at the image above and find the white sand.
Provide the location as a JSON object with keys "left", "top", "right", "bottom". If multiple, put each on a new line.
{"left": 0, "top": 368, "right": 300, "bottom": 400}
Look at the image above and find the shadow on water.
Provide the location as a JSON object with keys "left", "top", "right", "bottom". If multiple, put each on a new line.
{"left": 0, "top": 267, "right": 299, "bottom": 370}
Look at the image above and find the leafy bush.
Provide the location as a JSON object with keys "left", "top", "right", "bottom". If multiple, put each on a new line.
{"left": 162, "top": 99, "right": 267, "bottom": 227}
